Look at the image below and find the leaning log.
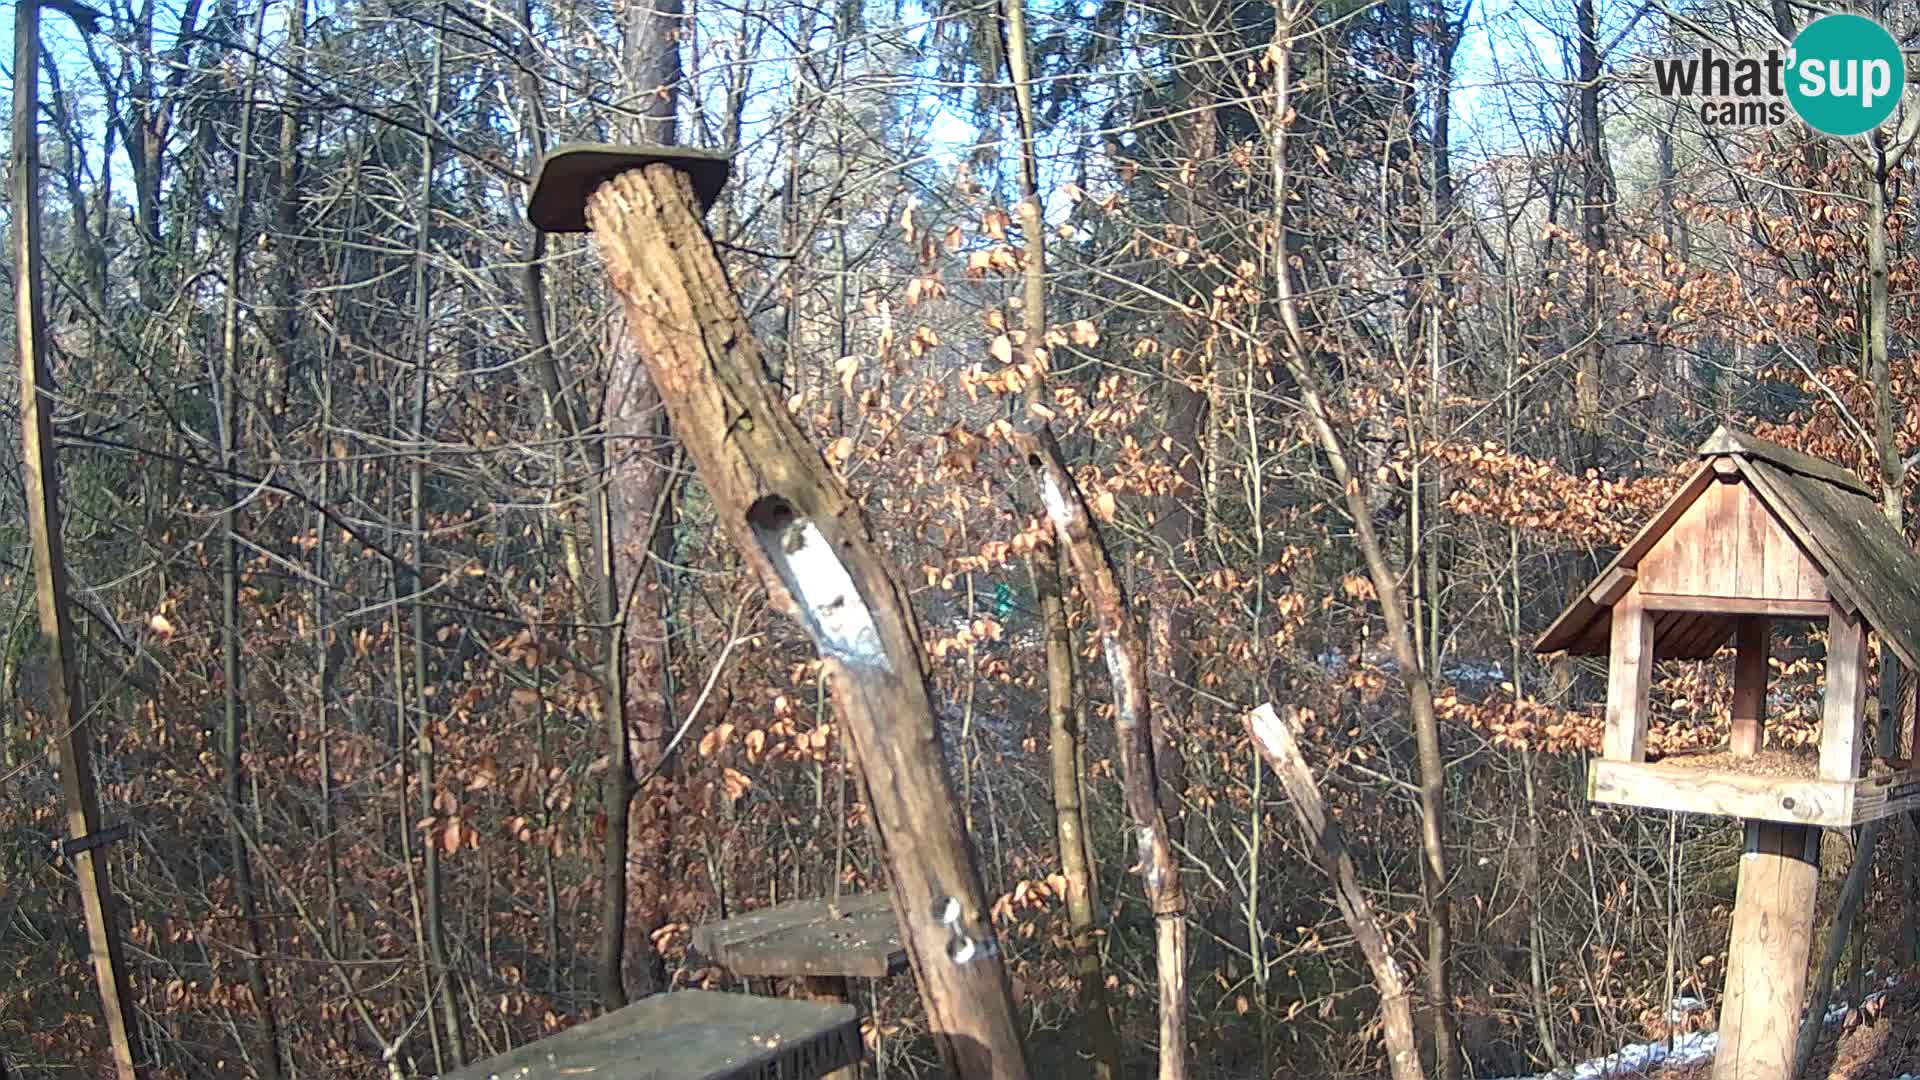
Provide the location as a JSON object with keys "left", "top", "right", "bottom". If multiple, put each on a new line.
{"left": 535, "top": 148, "right": 1031, "bottom": 1078}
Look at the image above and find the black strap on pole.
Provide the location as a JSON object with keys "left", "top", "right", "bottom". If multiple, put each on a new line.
{"left": 59, "top": 822, "right": 131, "bottom": 859}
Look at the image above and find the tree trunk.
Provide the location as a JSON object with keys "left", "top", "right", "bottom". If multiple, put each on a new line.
{"left": 582, "top": 162, "right": 1032, "bottom": 1078}
{"left": 217, "top": 10, "right": 284, "bottom": 1073}
{"left": 1000, "top": 0, "right": 1189, "bottom": 1071}
{"left": 1269, "top": 28, "right": 1456, "bottom": 1078}
{"left": 1247, "top": 706, "right": 1424, "bottom": 1080}
{"left": 410, "top": 23, "right": 465, "bottom": 1067}
{"left": 1573, "top": 0, "right": 1607, "bottom": 468}
{"left": 1035, "top": 547, "right": 1120, "bottom": 1080}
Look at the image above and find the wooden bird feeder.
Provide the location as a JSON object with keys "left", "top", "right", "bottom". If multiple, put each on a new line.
{"left": 692, "top": 893, "right": 907, "bottom": 1080}
{"left": 1537, "top": 426, "right": 1920, "bottom": 1080}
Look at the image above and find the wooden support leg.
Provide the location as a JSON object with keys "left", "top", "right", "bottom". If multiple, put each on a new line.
{"left": 1712, "top": 821, "right": 1819, "bottom": 1080}
{"left": 1820, "top": 605, "right": 1867, "bottom": 782}
{"left": 1731, "top": 618, "right": 1769, "bottom": 756}
{"left": 799, "top": 977, "right": 860, "bottom": 1080}
{"left": 1603, "top": 595, "right": 1654, "bottom": 762}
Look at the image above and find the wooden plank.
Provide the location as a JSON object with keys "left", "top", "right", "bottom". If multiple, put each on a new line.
{"left": 1847, "top": 767, "right": 1920, "bottom": 824}
{"left": 1821, "top": 604, "right": 1867, "bottom": 782}
{"left": 1669, "top": 612, "right": 1733, "bottom": 660}
{"left": 1731, "top": 618, "right": 1770, "bottom": 756}
{"left": 1535, "top": 460, "right": 1718, "bottom": 656}
{"left": 1711, "top": 821, "right": 1820, "bottom": 1080}
{"left": 1589, "top": 760, "right": 1853, "bottom": 826}
{"left": 439, "top": 991, "right": 863, "bottom": 1080}
{"left": 1706, "top": 478, "right": 1743, "bottom": 597}
{"left": 1698, "top": 426, "right": 1872, "bottom": 496}
{"left": 1603, "top": 594, "right": 1655, "bottom": 762}
{"left": 1587, "top": 567, "right": 1637, "bottom": 607}
{"left": 692, "top": 894, "right": 905, "bottom": 980}
{"left": 1636, "top": 593, "right": 1829, "bottom": 618}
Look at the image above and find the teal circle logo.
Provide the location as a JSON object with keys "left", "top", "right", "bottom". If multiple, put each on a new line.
{"left": 1787, "top": 14, "right": 1904, "bottom": 137}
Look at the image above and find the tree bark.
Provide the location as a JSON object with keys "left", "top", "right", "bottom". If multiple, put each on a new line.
{"left": 1035, "top": 547, "right": 1119, "bottom": 1080}
{"left": 582, "top": 162, "right": 1031, "bottom": 1078}
{"left": 1269, "top": 26, "right": 1456, "bottom": 1077}
{"left": 1247, "top": 705, "right": 1424, "bottom": 1080}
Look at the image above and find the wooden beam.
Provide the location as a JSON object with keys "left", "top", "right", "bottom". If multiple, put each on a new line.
{"left": 1588, "top": 567, "right": 1637, "bottom": 607}
{"left": 1589, "top": 761, "right": 1848, "bottom": 826}
{"left": 1731, "top": 618, "right": 1770, "bottom": 756}
{"left": 1589, "top": 761, "right": 1920, "bottom": 827}
{"left": 577, "top": 163, "right": 1029, "bottom": 1077}
{"left": 1711, "top": 821, "right": 1819, "bottom": 1080}
{"left": 1822, "top": 604, "right": 1868, "bottom": 782}
{"left": 1636, "top": 593, "right": 1831, "bottom": 618}
{"left": 12, "top": 5, "right": 145, "bottom": 1077}
{"left": 1603, "top": 595, "right": 1654, "bottom": 762}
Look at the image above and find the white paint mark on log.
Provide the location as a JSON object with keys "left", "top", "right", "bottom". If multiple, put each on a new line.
{"left": 1040, "top": 469, "right": 1072, "bottom": 529}
{"left": 749, "top": 497, "right": 890, "bottom": 672}
{"left": 1138, "top": 824, "right": 1162, "bottom": 891}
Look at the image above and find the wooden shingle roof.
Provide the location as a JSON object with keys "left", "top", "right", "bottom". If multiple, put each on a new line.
{"left": 1535, "top": 427, "right": 1920, "bottom": 670}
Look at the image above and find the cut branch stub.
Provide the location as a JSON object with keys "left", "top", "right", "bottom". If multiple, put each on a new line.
{"left": 562, "top": 152, "right": 1030, "bottom": 1079}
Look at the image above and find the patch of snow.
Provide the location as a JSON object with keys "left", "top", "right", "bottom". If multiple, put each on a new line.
{"left": 1665, "top": 997, "right": 1706, "bottom": 1023}
{"left": 1486, "top": 974, "right": 1906, "bottom": 1080}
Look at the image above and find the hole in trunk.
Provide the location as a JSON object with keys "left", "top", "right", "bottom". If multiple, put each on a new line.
{"left": 747, "top": 495, "right": 889, "bottom": 671}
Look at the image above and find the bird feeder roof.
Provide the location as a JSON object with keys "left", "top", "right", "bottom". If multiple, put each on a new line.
{"left": 1535, "top": 427, "right": 1920, "bottom": 670}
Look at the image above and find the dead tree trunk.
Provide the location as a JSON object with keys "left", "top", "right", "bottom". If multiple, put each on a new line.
{"left": 999, "top": 0, "right": 1189, "bottom": 1069}
{"left": 12, "top": 3, "right": 145, "bottom": 1074}
{"left": 571, "top": 159, "right": 1031, "bottom": 1078}
{"left": 1246, "top": 705, "right": 1423, "bottom": 1080}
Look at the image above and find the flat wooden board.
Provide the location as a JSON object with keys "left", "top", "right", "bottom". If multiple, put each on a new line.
{"left": 438, "top": 991, "right": 861, "bottom": 1080}
{"left": 692, "top": 894, "right": 906, "bottom": 980}
{"left": 1589, "top": 760, "right": 1920, "bottom": 828}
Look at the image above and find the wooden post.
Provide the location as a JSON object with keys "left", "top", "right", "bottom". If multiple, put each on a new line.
{"left": 1712, "top": 821, "right": 1819, "bottom": 1080}
{"left": 537, "top": 151, "right": 1031, "bottom": 1078}
{"left": 1603, "top": 594, "right": 1653, "bottom": 762}
{"left": 11, "top": 5, "right": 146, "bottom": 1078}
{"left": 1731, "top": 617, "right": 1769, "bottom": 756}
{"left": 1821, "top": 604, "right": 1868, "bottom": 782}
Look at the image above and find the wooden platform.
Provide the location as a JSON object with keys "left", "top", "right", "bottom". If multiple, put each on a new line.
{"left": 440, "top": 990, "right": 861, "bottom": 1080}
{"left": 1589, "top": 760, "right": 1920, "bottom": 827}
{"left": 691, "top": 893, "right": 906, "bottom": 980}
